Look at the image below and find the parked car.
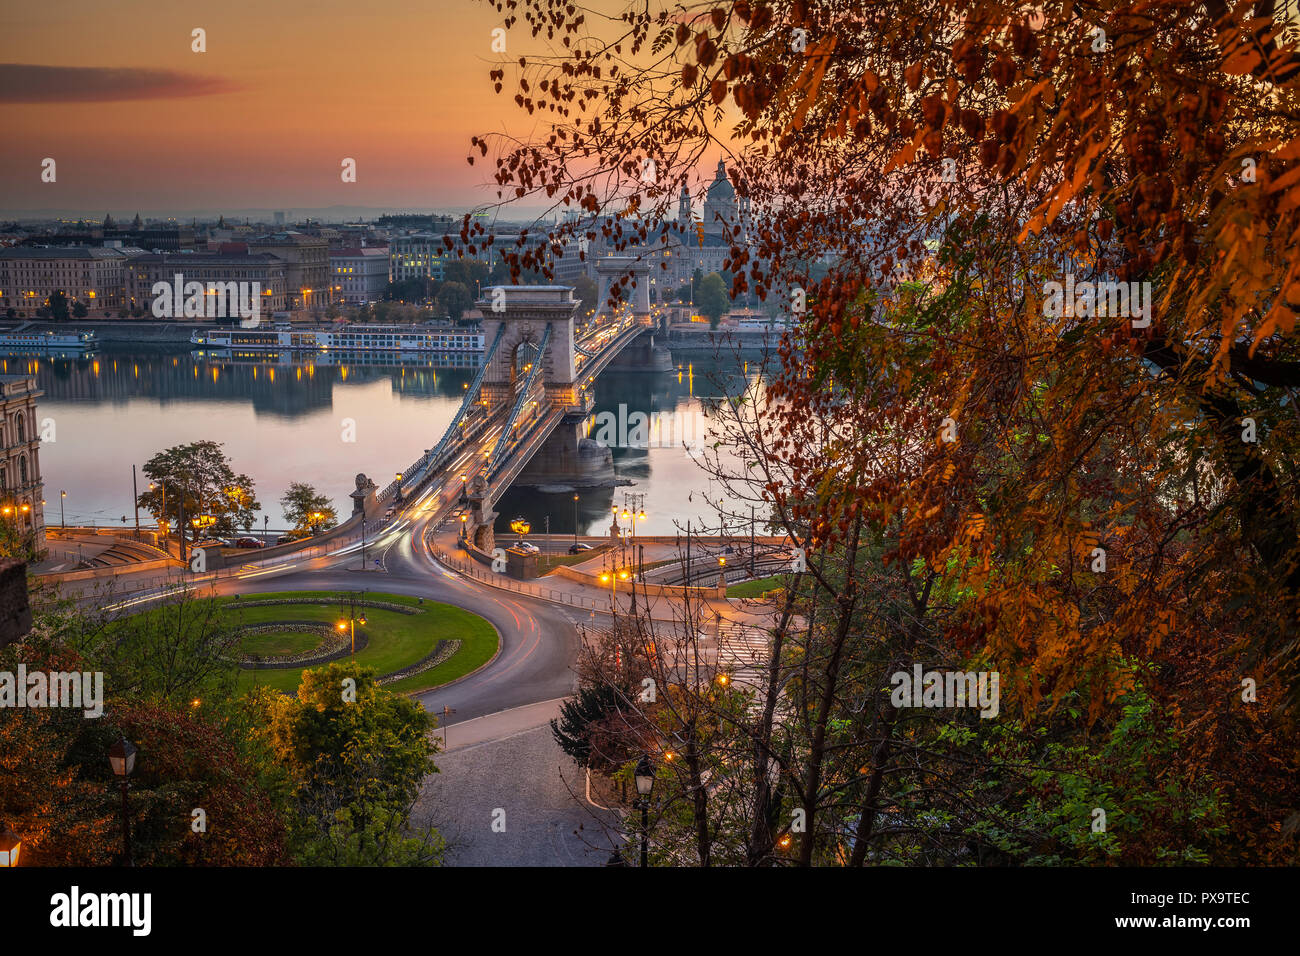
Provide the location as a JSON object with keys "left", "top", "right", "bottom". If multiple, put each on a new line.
{"left": 233, "top": 537, "right": 265, "bottom": 549}
{"left": 515, "top": 542, "right": 541, "bottom": 554}
{"left": 568, "top": 543, "right": 593, "bottom": 554}
{"left": 192, "top": 538, "right": 227, "bottom": 549}
{"left": 275, "top": 534, "right": 297, "bottom": 545}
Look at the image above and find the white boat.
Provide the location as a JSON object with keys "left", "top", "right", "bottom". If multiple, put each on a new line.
{"left": 0, "top": 329, "right": 98, "bottom": 352}
{"left": 189, "top": 324, "right": 484, "bottom": 353}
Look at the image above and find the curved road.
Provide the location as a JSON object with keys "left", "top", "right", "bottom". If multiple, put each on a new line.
{"left": 205, "top": 495, "right": 585, "bottom": 727}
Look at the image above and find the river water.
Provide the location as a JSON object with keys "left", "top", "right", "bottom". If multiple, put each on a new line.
{"left": 19, "top": 346, "right": 767, "bottom": 538}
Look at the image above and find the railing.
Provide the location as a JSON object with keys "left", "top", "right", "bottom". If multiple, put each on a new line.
{"left": 377, "top": 323, "right": 508, "bottom": 504}
{"left": 486, "top": 323, "right": 552, "bottom": 476}
{"left": 35, "top": 515, "right": 389, "bottom": 610}
{"left": 431, "top": 547, "right": 609, "bottom": 610}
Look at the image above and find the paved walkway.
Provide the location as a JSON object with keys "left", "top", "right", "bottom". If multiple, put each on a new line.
{"left": 412, "top": 708, "right": 618, "bottom": 866}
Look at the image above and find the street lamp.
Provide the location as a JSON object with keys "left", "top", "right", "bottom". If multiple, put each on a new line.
{"left": 149, "top": 482, "right": 167, "bottom": 547}
{"left": 60, "top": 489, "right": 66, "bottom": 529}
{"left": 108, "top": 736, "right": 137, "bottom": 866}
{"left": 509, "top": 517, "right": 531, "bottom": 548}
{"left": 572, "top": 493, "right": 580, "bottom": 548}
{"left": 634, "top": 753, "right": 655, "bottom": 867}
{"left": 0, "top": 823, "right": 21, "bottom": 867}
{"left": 337, "top": 593, "right": 367, "bottom": 657}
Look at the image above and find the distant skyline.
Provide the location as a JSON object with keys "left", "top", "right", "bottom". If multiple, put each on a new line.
{"left": 0, "top": 0, "right": 550, "bottom": 216}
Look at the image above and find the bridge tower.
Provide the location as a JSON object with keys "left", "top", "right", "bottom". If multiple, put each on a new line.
{"left": 469, "top": 285, "right": 613, "bottom": 550}
{"left": 593, "top": 256, "right": 674, "bottom": 372}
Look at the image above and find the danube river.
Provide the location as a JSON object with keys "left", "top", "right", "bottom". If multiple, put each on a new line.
{"left": 18, "top": 345, "right": 769, "bottom": 538}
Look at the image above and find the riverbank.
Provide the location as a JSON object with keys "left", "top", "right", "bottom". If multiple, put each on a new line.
{"left": 0, "top": 319, "right": 205, "bottom": 347}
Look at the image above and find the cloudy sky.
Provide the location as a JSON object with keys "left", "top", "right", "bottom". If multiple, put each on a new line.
{"left": 0, "top": 0, "right": 549, "bottom": 216}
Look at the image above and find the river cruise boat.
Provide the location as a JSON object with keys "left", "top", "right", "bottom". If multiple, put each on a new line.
{"left": 0, "top": 329, "right": 98, "bottom": 353}
{"left": 189, "top": 324, "right": 484, "bottom": 353}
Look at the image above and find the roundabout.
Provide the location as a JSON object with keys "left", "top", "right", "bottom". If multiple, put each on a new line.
{"left": 221, "top": 590, "right": 499, "bottom": 695}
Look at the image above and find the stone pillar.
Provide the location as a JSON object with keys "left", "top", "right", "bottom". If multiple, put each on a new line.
{"left": 350, "top": 474, "right": 378, "bottom": 517}
{"left": 0, "top": 559, "right": 31, "bottom": 648}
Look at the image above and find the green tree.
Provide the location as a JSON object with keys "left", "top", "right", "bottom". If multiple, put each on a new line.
{"left": 695, "top": 272, "right": 731, "bottom": 329}
{"left": 71, "top": 300, "right": 89, "bottom": 318}
{"left": 135, "top": 441, "right": 260, "bottom": 541}
{"left": 550, "top": 683, "right": 636, "bottom": 772}
{"left": 258, "top": 661, "right": 435, "bottom": 812}
{"left": 442, "top": 258, "right": 489, "bottom": 290}
{"left": 280, "top": 482, "right": 337, "bottom": 538}
{"left": 46, "top": 291, "right": 70, "bottom": 322}
{"left": 238, "top": 661, "right": 442, "bottom": 863}
{"left": 436, "top": 281, "right": 472, "bottom": 322}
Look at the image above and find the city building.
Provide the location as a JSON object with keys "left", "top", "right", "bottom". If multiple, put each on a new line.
{"left": 330, "top": 246, "right": 390, "bottom": 305}
{"left": 390, "top": 234, "right": 447, "bottom": 284}
{"left": 0, "top": 375, "right": 45, "bottom": 556}
{"left": 123, "top": 252, "right": 288, "bottom": 316}
{"left": 104, "top": 220, "right": 196, "bottom": 251}
{"left": 0, "top": 246, "right": 130, "bottom": 315}
{"left": 549, "top": 160, "right": 756, "bottom": 306}
{"left": 248, "top": 232, "right": 330, "bottom": 309}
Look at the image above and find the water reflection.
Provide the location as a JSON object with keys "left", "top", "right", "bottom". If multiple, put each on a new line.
{"left": 29, "top": 346, "right": 769, "bottom": 535}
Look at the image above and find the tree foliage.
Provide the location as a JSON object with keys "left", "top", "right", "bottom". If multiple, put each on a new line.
{"left": 468, "top": 0, "right": 1300, "bottom": 864}
{"left": 136, "top": 441, "right": 259, "bottom": 539}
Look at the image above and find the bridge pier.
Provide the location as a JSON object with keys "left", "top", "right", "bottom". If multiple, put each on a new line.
{"left": 514, "top": 416, "right": 615, "bottom": 488}
{"left": 605, "top": 328, "right": 674, "bottom": 373}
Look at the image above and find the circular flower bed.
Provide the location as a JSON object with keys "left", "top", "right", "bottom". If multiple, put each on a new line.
{"left": 238, "top": 622, "right": 371, "bottom": 669}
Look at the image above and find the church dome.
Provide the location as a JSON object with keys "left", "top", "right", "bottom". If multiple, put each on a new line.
{"left": 706, "top": 160, "right": 735, "bottom": 201}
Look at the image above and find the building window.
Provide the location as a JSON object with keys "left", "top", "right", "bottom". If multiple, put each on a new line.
{"left": 19, "top": 456, "right": 27, "bottom": 486}
{"left": 15, "top": 415, "right": 23, "bottom": 443}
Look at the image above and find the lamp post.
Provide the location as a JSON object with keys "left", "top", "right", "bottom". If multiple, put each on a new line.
{"left": 337, "top": 592, "right": 367, "bottom": 658}
{"left": 150, "top": 482, "right": 167, "bottom": 550}
{"left": 572, "top": 493, "right": 580, "bottom": 548}
{"left": 0, "top": 823, "right": 21, "bottom": 867}
{"left": 108, "top": 736, "right": 137, "bottom": 866}
{"left": 60, "top": 489, "right": 66, "bottom": 529}
{"left": 634, "top": 753, "right": 655, "bottom": 867}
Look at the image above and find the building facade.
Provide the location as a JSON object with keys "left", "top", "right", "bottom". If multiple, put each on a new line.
{"left": 0, "top": 247, "right": 129, "bottom": 315}
{"left": 330, "top": 246, "right": 389, "bottom": 305}
{"left": 123, "top": 252, "right": 288, "bottom": 316}
{"left": 0, "top": 376, "right": 45, "bottom": 557}
{"left": 389, "top": 234, "right": 447, "bottom": 283}
{"left": 248, "top": 232, "right": 330, "bottom": 309}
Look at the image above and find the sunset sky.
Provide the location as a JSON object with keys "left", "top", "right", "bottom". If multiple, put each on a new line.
{"left": 0, "top": 0, "right": 556, "bottom": 216}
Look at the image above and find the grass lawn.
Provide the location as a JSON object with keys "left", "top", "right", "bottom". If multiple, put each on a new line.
{"left": 220, "top": 591, "right": 498, "bottom": 695}
{"left": 727, "top": 575, "right": 786, "bottom": 598}
{"left": 241, "top": 629, "right": 323, "bottom": 658}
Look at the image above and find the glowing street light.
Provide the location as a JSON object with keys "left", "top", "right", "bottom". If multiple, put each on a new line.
{"left": 0, "top": 824, "right": 21, "bottom": 867}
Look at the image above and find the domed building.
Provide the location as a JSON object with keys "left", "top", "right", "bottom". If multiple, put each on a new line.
{"left": 679, "top": 160, "right": 749, "bottom": 238}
